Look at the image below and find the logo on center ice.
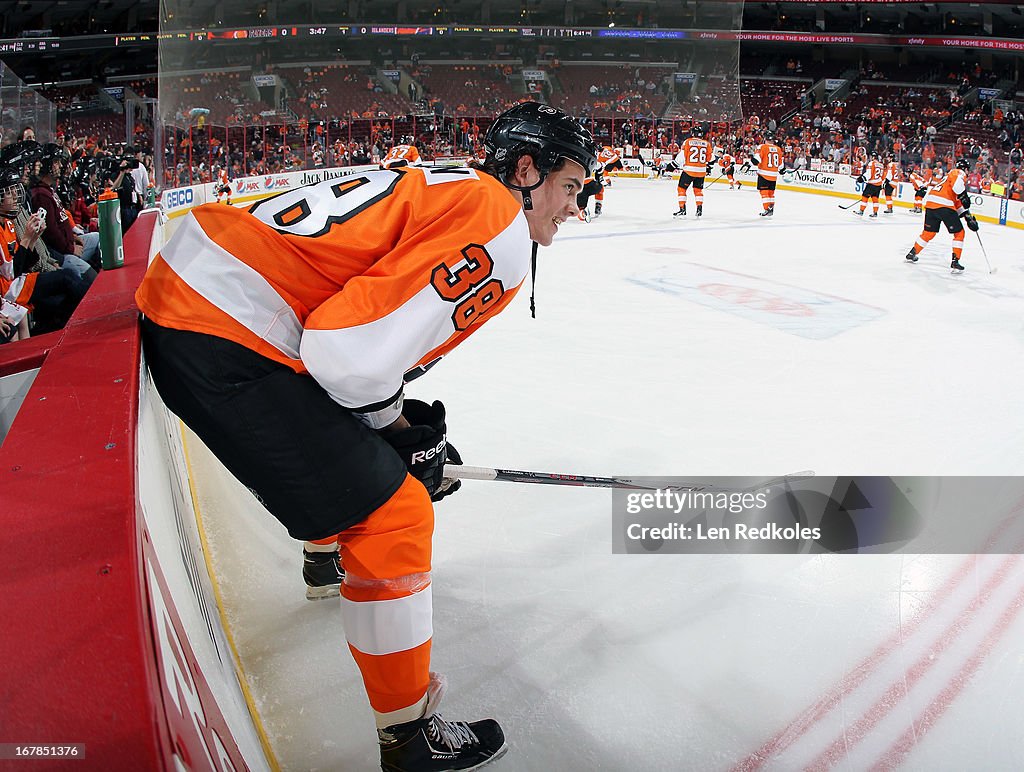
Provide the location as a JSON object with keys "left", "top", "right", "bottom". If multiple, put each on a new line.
{"left": 630, "top": 263, "right": 887, "bottom": 339}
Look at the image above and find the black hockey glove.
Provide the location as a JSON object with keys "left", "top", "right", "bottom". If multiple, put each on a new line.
{"left": 958, "top": 191, "right": 972, "bottom": 210}
{"left": 740, "top": 162, "right": 751, "bottom": 173}
{"left": 706, "top": 162, "right": 714, "bottom": 175}
{"left": 964, "top": 213, "right": 980, "bottom": 232}
{"left": 384, "top": 399, "right": 462, "bottom": 502}
{"left": 856, "top": 174, "right": 866, "bottom": 185}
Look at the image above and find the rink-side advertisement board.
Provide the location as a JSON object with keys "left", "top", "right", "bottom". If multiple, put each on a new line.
{"left": 138, "top": 370, "right": 274, "bottom": 771}
{"left": 160, "top": 161, "right": 1024, "bottom": 230}
{"left": 0, "top": 210, "right": 272, "bottom": 770}
{"left": 160, "top": 164, "right": 379, "bottom": 216}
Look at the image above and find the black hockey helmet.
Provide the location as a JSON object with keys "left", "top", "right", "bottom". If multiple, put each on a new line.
{"left": 38, "top": 142, "right": 70, "bottom": 175}
{"left": 954, "top": 157, "right": 971, "bottom": 172}
{"left": 762, "top": 128, "right": 775, "bottom": 142}
{"left": 0, "top": 164, "right": 26, "bottom": 218}
{"left": 484, "top": 102, "right": 598, "bottom": 208}
{"left": 691, "top": 124, "right": 707, "bottom": 138}
{"left": 0, "top": 139, "right": 42, "bottom": 172}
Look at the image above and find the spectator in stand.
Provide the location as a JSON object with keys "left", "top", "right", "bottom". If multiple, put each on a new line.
{"left": 30, "top": 144, "right": 100, "bottom": 274}
{"left": 2, "top": 164, "right": 93, "bottom": 335}
{"left": 0, "top": 140, "right": 56, "bottom": 275}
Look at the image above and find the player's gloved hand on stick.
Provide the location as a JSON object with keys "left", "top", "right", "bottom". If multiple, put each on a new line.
{"left": 706, "top": 162, "right": 714, "bottom": 175}
{"left": 383, "top": 399, "right": 462, "bottom": 501}
{"left": 958, "top": 191, "right": 972, "bottom": 209}
{"left": 740, "top": 162, "right": 751, "bottom": 173}
{"left": 964, "top": 213, "right": 980, "bottom": 232}
{"left": 856, "top": 174, "right": 866, "bottom": 184}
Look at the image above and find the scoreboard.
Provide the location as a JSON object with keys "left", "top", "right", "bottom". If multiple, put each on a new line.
{"left": 3, "top": 25, "right": 1024, "bottom": 52}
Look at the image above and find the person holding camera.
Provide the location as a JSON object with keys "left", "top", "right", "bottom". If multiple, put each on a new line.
{"left": 117, "top": 145, "right": 150, "bottom": 232}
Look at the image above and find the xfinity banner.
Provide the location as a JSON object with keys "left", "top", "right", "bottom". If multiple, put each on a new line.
{"left": 612, "top": 477, "right": 1024, "bottom": 554}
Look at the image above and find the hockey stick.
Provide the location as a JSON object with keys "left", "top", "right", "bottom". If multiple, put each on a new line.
{"left": 837, "top": 198, "right": 861, "bottom": 210}
{"left": 444, "top": 464, "right": 814, "bottom": 493}
{"left": 974, "top": 229, "right": 996, "bottom": 274}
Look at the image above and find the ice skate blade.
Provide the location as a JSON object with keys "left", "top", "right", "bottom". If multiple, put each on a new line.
{"left": 467, "top": 741, "right": 508, "bottom": 771}
{"left": 305, "top": 585, "right": 341, "bottom": 601}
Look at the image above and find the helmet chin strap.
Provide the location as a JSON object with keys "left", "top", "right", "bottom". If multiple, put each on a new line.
{"left": 504, "top": 174, "right": 546, "bottom": 211}
{"left": 502, "top": 170, "right": 546, "bottom": 317}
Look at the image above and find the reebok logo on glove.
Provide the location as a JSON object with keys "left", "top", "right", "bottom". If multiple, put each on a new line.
{"left": 383, "top": 399, "right": 461, "bottom": 501}
{"left": 411, "top": 437, "right": 447, "bottom": 465}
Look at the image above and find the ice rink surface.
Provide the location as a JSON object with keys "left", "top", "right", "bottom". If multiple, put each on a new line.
{"left": 180, "top": 178, "right": 1024, "bottom": 771}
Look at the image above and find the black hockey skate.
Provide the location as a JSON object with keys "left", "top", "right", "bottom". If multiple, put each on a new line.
{"left": 884, "top": 207, "right": 894, "bottom": 214}
{"left": 695, "top": 204, "right": 703, "bottom": 218}
{"left": 379, "top": 674, "right": 507, "bottom": 772}
{"left": 868, "top": 212, "right": 878, "bottom": 219}
{"left": 594, "top": 202, "right": 602, "bottom": 218}
{"left": 759, "top": 206, "right": 774, "bottom": 217}
{"left": 673, "top": 206, "right": 686, "bottom": 218}
{"left": 950, "top": 257, "right": 965, "bottom": 273}
{"left": 905, "top": 249, "right": 919, "bottom": 263}
{"left": 303, "top": 548, "right": 345, "bottom": 601}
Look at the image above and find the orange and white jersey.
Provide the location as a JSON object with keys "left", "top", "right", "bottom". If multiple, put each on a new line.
{"left": 217, "top": 168, "right": 229, "bottom": 186}
{"left": 1, "top": 219, "right": 35, "bottom": 307}
{"left": 136, "top": 166, "right": 531, "bottom": 428}
{"left": 884, "top": 162, "right": 901, "bottom": 183}
{"left": 931, "top": 168, "right": 946, "bottom": 186}
{"left": 751, "top": 142, "right": 783, "bottom": 180}
{"left": 717, "top": 153, "right": 735, "bottom": 169}
{"left": 381, "top": 145, "right": 421, "bottom": 169}
{"left": 909, "top": 169, "right": 927, "bottom": 188}
{"left": 924, "top": 167, "right": 967, "bottom": 211}
{"left": 674, "top": 137, "right": 712, "bottom": 178}
{"left": 597, "top": 146, "right": 620, "bottom": 170}
{"left": 863, "top": 160, "right": 884, "bottom": 186}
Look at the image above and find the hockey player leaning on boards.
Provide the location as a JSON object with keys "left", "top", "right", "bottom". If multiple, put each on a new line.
{"left": 135, "top": 101, "right": 598, "bottom": 772}
{"left": 905, "top": 157, "right": 978, "bottom": 273}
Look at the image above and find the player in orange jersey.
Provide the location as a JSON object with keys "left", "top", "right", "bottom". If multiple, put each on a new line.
{"left": 576, "top": 166, "right": 602, "bottom": 221}
{"left": 136, "top": 102, "right": 597, "bottom": 772}
{"left": 750, "top": 130, "right": 785, "bottom": 217}
{"left": 905, "top": 158, "right": 978, "bottom": 272}
{"left": 381, "top": 143, "right": 421, "bottom": 169}
{"left": 882, "top": 156, "right": 901, "bottom": 214}
{"left": 715, "top": 150, "right": 737, "bottom": 189}
{"left": 855, "top": 152, "right": 885, "bottom": 218}
{"left": 592, "top": 145, "right": 623, "bottom": 217}
{"left": 672, "top": 125, "right": 712, "bottom": 217}
{"left": 213, "top": 164, "right": 231, "bottom": 205}
{"left": 908, "top": 165, "right": 931, "bottom": 214}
